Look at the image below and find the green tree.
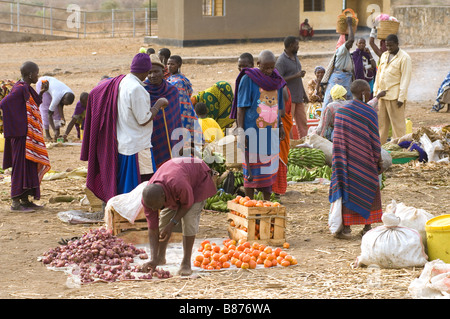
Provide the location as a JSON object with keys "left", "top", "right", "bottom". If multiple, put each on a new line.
{"left": 101, "top": 0, "right": 120, "bottom": 10}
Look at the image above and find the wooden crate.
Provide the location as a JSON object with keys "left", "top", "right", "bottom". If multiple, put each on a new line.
{"left": 107, "top": 207, "right": 182, "bottom": 244}
{"left": 109, "top": 207, "right": 148, "bottom": 236}
{"left": 227, "top": 200, "right": 286, "bottom": 246}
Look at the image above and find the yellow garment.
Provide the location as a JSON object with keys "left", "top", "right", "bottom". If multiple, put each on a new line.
{"left": 373, "top": 48, "right": 412, "bottom": 103}
{"left": 330, "top": 84, "right": 347, "bottom": 101}
{"left": 198, "top": 118, "right": 224, "bottom": 143}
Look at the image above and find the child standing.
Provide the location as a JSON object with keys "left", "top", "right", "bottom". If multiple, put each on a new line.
{"left": 63, "top": 92, "right": 88, "bottom": 141}
{"left": 194, "top": 102, "right": 224, "bottom": 143}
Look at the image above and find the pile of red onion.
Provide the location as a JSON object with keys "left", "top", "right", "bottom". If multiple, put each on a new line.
{"left": 40, "top": 227, "right": 171, "bottom": 283}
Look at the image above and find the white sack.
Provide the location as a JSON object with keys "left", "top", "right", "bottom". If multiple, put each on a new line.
{"left": 355, "top": 212, "right": 428, "bottom": 268}
{"left": 304, "top": 134, "right": 333, "bottom": 166}
{"left": 385, "top": 200, "right": 434, "bottom": 248}
{"left": 105, "top": 181, "right": 147, "bottom": 224}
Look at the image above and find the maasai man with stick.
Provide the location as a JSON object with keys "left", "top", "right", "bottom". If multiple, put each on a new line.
{"left": 81, "top": 53, "right": 167, "bottom": 204}
{"left": 144, "top": 54, "right": 182, "bottom": 169}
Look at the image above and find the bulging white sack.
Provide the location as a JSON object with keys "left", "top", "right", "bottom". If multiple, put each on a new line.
{"left": 355, "top": 213, "right": 428, "bottom": 268}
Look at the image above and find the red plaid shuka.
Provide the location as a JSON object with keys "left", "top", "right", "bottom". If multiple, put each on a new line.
{"left": 342, "top": 188, "right": 382, "bottom": 225}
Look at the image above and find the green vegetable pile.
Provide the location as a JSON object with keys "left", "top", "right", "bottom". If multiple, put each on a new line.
{"left": 287, "top": 164, "right": 332, "bottom": 182}
{"left": 288, "top": 148, "right": 326, "bottom": 168}
{"left": 254, "top": 191, "right": 280, "bottom": 203}
{"left": 204, "top": 190, "right": 236, "bottom": 212}
{"left": 232, "top": 171, "right": 244, "bottom": 188}
{"left": 287, "top": 148, "right": 331, "bottom": 182}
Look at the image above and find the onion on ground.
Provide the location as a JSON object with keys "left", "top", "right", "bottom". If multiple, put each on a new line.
{"left": 40, "top": 227, "right": 172, "bottom": 283}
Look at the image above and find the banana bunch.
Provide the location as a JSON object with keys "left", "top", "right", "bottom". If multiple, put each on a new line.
{"left": 254, "top": 191, "right": 280, "bottom": 203}
{"left": 310, "top": 165, "right": 332, "bottom": 180}
{"left": 288, "top": 148, "right": 326, "bottom": 169}
{"left": 287, "top": 164, "right": 332, "bottom": 182}
{"left": 380, "top": 172, "right": 386, "bottom": 190}
{"left": 205, "top": 190, "right": 236, "bottom": 212}
{"left": 254, "top": 191, "right": 264, "bottom": 200}
{"left": 287, "top": 165, "right": 315, "bottom": 182}
{"left": 233, "top": 171, "right": 244, "bottom": 188}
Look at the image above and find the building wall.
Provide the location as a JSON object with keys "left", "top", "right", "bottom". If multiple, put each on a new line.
{"left": 300, "top": 0, "right": 390, "bottom": 31}
{"left": 346, "top": 0, "right": 391, "bottom": 28}
{"left": 156, "top": 0, "right": 299, "bottom": 46}
{"left": 156, "top": 0, "right": 185, "bottom": 40}
{"left": 299, "top": 0, "right": 342, "bottom": 31}
{"left": 393, "top": 5, "right": 450, "bottom": 46}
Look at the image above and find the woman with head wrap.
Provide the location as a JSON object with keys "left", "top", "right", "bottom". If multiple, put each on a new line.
{"left": 316, "top": 84, "right": 385, "bottom": 141}
{"left": 316, "top": 84, "right": 348, "bottom": 141}
{"left": 191, "top": 81, "right": 235, "bottom": 132}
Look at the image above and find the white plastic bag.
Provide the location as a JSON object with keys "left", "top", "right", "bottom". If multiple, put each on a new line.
{"left": 385, "top": 200, "right": 434, "bottom": 248}
{"left": 420, "top": 133, "right": 445, "bottom": 162}
{"left": 355, "top": 213, "right": 428, "bottom": 268}
{"left": 408, "top": 259, "right": 450, "bottom": 299}
{"left": 328, "top": 198, "right": 343, "bottom": 234}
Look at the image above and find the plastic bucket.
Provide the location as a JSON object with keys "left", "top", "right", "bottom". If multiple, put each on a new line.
{"left": 425, "top": 214, "right": 450, "bottom": 263}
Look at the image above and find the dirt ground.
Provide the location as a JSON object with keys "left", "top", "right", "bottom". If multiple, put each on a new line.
{"left": 0, "top": 37, "right": 449, "bottom": 300}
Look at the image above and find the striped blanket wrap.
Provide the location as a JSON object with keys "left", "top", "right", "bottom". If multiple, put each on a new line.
{"left": 329, "top": 99, "right": 381, "bottom": 220}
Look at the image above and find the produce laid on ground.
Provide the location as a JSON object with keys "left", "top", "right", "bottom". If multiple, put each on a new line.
{"left": 193, "top": 239, "right": 297, "bottom": 271}
{"left": 39, "top": 227, "right": 171, "bottom": 284}
{"left": 288, "top": 147, "right": 327, "bottom": 169}
{"left": 204, "top": 190, "right": 236, "bottom": 212}
{"left": 287, "top": 164, "right": 332, "bottom": 182}
{"left": 287, "top": 147, "right": 331, "bottom": 182}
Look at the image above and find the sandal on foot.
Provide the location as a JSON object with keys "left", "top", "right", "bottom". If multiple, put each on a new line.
{"left": 21, "top": 201, "right": 44, "bottom": 209}
{"left": 333, "top": 231, "right": 352, "bottom": 239}
{"left": 10, "top": 205, "right": 36, "bottom": 213}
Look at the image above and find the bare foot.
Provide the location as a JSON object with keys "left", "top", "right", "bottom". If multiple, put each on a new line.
{"left": 178, "top": 263, "right": 193, "bottom": 277}
{"left": 334, "top": 226, "right": 352, "bottom": 239}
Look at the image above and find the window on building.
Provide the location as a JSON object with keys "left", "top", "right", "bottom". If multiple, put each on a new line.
{"left": 304, "top": 0, "right": 325, "bottom": 12}
{"left": 202, "top": 0, "right": 225, "bottom": 16}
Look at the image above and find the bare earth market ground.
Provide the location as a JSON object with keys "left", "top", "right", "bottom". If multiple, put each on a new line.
{"left": 0, "top": 37, "right": 449, "bottom": 299}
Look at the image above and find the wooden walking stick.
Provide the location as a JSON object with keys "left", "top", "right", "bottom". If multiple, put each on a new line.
{"left": 162, "top": 108, "right": 172, "bottom": 158}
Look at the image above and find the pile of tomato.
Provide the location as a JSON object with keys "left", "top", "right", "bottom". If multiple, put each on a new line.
{"left": 231, "top": 196, "right": 281, "bottom": 208}
{"left": 193, "top": 239, "right": 296, "bottom": 270}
